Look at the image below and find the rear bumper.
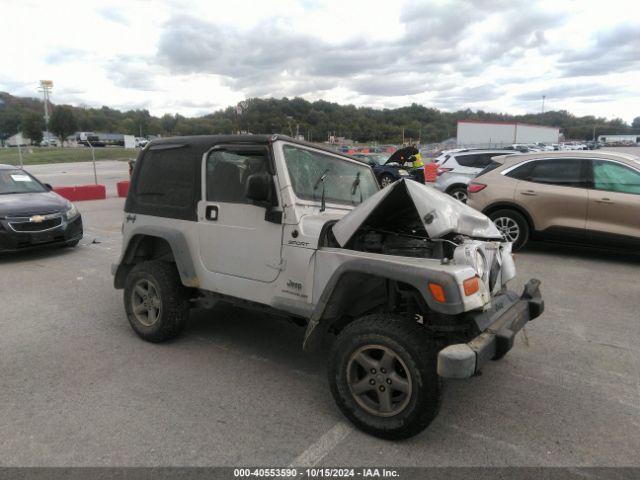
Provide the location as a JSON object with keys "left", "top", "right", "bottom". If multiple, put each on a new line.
{"left": 437, "top": 279, "right": 544, "bottom": 379}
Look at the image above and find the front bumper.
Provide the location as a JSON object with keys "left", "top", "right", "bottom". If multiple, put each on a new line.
{"left": 437, "top": 279, "right": 544, "bottom": 379}
{"left": 0, "top": 214, "right": 83, "bottom": 253}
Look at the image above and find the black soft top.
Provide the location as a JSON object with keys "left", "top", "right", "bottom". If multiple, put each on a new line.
{"left": 126, "top": 134, "right": 350, "bottom": 221}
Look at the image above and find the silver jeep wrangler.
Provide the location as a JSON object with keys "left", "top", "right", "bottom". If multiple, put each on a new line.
{"left": 113, "top": 135, "right": 543, "bottom": 439}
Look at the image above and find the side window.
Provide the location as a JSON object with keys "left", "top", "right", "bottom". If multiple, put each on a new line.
{"left": 136, "top": 146, "right": 194, "bottom": 207}
{"left": 505, "top": 161, "right": 534, "bottom": 180}
{"left": 455, "top": 154, "right": 481, "bottom": 167}
{"left": 206, "top": 149, "right": 269, "bottom": 203}
{"left": 475, "top": 154, "right": 499, "bottom": 168}
{"left": 592, "top": 161, "right": 640, "bottom": 195}
{"left": 508, "top": 159, "right": 586, "bottom": 187}
{"left": 527, "top": 160, "right": 585, "bottom": 187}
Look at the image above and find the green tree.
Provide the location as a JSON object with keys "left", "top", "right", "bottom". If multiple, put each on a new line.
{"left": 632, "top": 117, "right": 640, "bottom": 129}
{"left": 160, "top": 113, "right": 179, "bottom": 135}
{"left": 49, "top": 107, "right": 78, "bottom": 146}
{"left": 0, "top": 111, "right": 21, "bottom": 144}
{"left": 22, "top": 112, "right": 44, "bottom": 145}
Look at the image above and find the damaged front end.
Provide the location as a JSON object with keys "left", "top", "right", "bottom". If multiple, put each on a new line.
{"left": 326, "top": 179, "right": 516, "bottom": 292}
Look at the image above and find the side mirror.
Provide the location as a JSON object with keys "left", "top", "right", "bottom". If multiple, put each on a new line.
{"left": 44, "top": 183, "right": 53, "bottom": 191}
{"left": 245, "top": 173, "right": 271, "bottom": 203}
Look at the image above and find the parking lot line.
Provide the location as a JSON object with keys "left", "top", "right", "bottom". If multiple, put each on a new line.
{"left": 288, "top": 422, "right": 353, "bottom": 467}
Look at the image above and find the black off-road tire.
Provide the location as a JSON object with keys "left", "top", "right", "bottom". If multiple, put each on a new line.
{"left": 489, "top": 208, "right": 530, "bottom": 251}
{"left": 124, "top": 260, "right": 190, "bottom": 343}
{"left": 328, "top": 314, "right": 442, "bottom": 440}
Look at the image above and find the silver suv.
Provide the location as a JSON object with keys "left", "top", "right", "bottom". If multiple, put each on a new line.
{"left": 112, "top": 135, "right": 543, "bottom": 439}
{"left": 435, "top": 150, "right": 517, "bottom": 202}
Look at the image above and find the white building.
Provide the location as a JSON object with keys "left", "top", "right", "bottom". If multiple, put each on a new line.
{"left": 598, "top": 134, "right": 640, "bottom": 145}
{"left": 457, "top": 121, "right": 560, "bottom": 147}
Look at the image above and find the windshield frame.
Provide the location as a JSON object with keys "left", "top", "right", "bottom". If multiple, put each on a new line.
{"left": 0, "top": 168, "right": 48, "bottom": 195}
{"left": 276, "top": 141, "right": 379, "bottom": 209}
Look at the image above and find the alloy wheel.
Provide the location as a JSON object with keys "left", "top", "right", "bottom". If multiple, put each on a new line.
{"left": 346, "top": 344, "right": 412, "bottom": 417}
{"left": 451, "top": 190, "right": 468, "bottom": 203}
{"left": 131, "top": 279, "right": 162, "bottom": 327}
{"left": 494, "top": 216, "right": 520, "bottom": 243}
{"left": 380, "top": 176, "right": 393, "bottom": 188}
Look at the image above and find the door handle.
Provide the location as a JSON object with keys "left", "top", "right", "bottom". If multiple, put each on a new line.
{"left": 595, "top": 198, "right": 613, "bottom": 204}
{"left": 520, "top": 190, "right": 537, "bottom": 196}
{"left": 205, "top": 205, "right": 219, "bottom": 221}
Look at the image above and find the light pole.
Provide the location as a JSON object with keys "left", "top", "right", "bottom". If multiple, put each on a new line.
{"left": 38, "top": 80, "right": 53, "bottom": 138}
{"left": 541, "top": 95, "right": 546, "bottom": 114}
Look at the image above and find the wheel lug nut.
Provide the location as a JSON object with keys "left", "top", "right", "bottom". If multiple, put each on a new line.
{"left": 370, "top": 368, "right": 376, "bottom": 374}
{"left": 379, "top": 386, "right": 385, "bottom": 392}
{"left": 380, "top": 368, "right": 386, "bottom": 374}
{"left": 386, "top": 379, "right": 392, "bottom": 384}
{"left": 369, "top": 379, "right": 375, "bottom": 385}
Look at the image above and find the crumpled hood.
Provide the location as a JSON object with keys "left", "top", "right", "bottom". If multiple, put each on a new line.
{"left": 0, "top": 191, "right": 68, "bottom": 218}
{"left": 332, "top": 179, "right": 501, "bottom": 247}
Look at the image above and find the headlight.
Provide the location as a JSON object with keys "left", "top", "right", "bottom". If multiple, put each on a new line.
{"left": 65, "top": 203, "right": 79, "bottom": 220}
{"left": 474, "top": 250, "right": 487, "bottom": 279}
{"left": 398, "top": 169, "right": 409, "bottom": 175}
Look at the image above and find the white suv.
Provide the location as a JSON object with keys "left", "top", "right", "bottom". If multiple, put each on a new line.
{"left": 434, "top": 150, "right": 516, "bottom": 202}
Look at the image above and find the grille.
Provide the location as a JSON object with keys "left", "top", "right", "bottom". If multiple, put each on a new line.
{"left": 9, "top": 217, "right": 62, "bottom": 232}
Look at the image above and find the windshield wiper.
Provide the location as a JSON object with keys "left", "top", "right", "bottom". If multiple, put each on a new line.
{"left": 351, "top": 172, "right": 363, "bottom": 204}
{"left": 313, "top": 169, "right": 330, "bottom": 212}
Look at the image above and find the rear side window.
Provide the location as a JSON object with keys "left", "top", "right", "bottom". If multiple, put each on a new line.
{"left": 476, "top": 161, "right": 502, "bottom": 178}
{"left": 136, "top": 146, "right": 195, "bottom": 207}
{"left": 205, "top": 149, "right": 270, "bottom": 203}
{"left": 454, "top": 154, "right": 482, "bottom": 167}
{"left": 592, "top": 160, "right": 640, "bottom": 195}
{"left": 507, "top": 159, "right": 586, "bottom": 187}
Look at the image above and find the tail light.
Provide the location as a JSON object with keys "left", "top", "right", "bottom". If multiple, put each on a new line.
{"left": 436, "top": 167, "right": 453, "bottom": 176}
{"left": 467, "top": 182, "right": 487, "bottom": 193}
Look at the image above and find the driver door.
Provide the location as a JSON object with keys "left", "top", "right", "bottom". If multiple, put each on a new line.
{"left": 197, "top": 145, "right": 283, "bottom": 283}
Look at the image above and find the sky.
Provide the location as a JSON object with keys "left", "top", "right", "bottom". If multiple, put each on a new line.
{"left": 1, "top": 0, "right": 639, "bottom": 122}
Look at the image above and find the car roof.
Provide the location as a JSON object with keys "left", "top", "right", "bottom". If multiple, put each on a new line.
{"left": 147, "top": 134, "right": 345, "bottom": 158}
{"left": 494, "top": 150, "right": 640, "bottom": 167}
{"left": 452, "top": 149, "right": 515, "bottom": 155}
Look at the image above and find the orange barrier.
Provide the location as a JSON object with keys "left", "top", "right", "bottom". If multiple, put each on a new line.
{"left": 53, "top": 184, "right": 106, "bottom": 201}
{"left": 423, "top": 163, "right": 438, "bottom": 183}
{"left": 117, "top": 181, "right": 130, "bottom": 198}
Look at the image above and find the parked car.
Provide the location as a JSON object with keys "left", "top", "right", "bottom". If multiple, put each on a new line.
{"left": 0, "top": 164, "right": 83, "bottom": 252}
{"left": 434, "top": 150, "right": 517, "bottom": 202}
{"left": 113, "top": 134, "right": 543, "bottom": 439}
{"left": 467, "top": 151, "right": 640, "bottom": 250}
{"left": 351, "top": 153, "right": 412, "bottom": 187}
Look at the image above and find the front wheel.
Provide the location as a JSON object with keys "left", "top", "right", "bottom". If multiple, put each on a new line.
{"left": 489, "top": 209, "right": 530, "bottom": 251}
{"left": 328, "top": 314, "right": 441, "bottom": 439}
{"left": 124, "top": 260, "right": 190, "bottom": 342}
{"left": 379, "top": 174, "right": 395, "bottom": 188}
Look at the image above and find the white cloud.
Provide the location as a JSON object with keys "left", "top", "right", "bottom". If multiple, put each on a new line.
{"left": 0, "top": 0, "right": 638, "bottom": 122}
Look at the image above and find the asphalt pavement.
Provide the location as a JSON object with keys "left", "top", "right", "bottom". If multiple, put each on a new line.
{"left": 1, "top": 195, "right": 639, "bottom": 467}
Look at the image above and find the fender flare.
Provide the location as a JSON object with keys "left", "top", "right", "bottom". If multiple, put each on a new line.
{"left": 302, "top": 258, "right": 464, "bottom": 351}
{"left": 113, "top": 226, "right": 199, "bottom": 289}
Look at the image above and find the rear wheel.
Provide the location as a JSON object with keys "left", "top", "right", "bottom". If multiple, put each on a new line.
{"left": 489, "top": 209, "right": 530, "bottom": 250}
{"left": 124, "top": 261, "right": 190, "bottom": 342}
{"left": 447, "top": 186, "right": 468, "bottom": 203}
{"left": 328, "top": 314, "right": 441, "bottom": 439}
